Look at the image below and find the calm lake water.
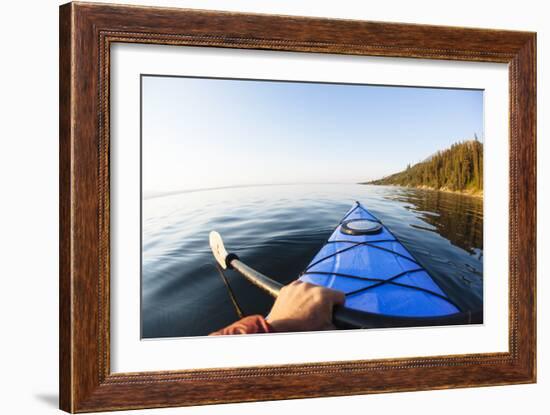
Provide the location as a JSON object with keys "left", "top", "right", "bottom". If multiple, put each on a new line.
{"left": 142, "top": 184, "right": 483, "bottom": 338}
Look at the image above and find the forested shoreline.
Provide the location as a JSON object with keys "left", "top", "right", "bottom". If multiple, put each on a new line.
{"left": 365, "top": 139, "right": 483, "bottom": 196}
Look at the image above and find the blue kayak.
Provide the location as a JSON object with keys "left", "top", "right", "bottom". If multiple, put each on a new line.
{"left": 299, "top": 202, "right": 460, "bottom": 319}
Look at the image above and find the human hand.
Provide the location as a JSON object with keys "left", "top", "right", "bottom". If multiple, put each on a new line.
{"left": 266, "top": 280, "right": 345, "bottom": 332}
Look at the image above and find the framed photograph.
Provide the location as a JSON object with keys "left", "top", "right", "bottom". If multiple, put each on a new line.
{"left": 59, "top": 2, "right": 536, "bottom": 412}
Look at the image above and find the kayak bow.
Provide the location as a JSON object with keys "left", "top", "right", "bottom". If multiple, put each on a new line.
{"left": 300, "top": 201, "right": 464, "bottom": 319}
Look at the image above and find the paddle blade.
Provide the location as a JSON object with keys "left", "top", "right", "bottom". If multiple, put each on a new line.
{"left": 209, "top": 231, "right": 229, "bottom": 269}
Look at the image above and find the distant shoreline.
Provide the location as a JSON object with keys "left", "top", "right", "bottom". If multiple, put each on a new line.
{"left": 364, "top": 183, "right": 483, "bottom": 198}
{"left": 143, "top": 182, "right": 351, "bottom": 200}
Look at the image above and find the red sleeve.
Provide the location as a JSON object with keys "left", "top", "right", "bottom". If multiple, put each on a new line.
{"left": 209, "top": 315, "right": 274, "bottom": 336}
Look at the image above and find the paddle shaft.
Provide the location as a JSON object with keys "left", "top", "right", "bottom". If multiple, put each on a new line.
{"left": 228, "top": 258, "right": 366, "bottom": 329}
{"left": 230, "top": 259, "right": 282, "bottom": 298}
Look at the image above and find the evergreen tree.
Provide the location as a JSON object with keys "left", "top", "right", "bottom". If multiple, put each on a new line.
{"left": 366, "top": 140, "right": 483, "bottom": 193}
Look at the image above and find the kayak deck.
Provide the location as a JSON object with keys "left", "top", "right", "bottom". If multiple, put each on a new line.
{"left": 299, "top": 202, "right": 460, "bottom": 318}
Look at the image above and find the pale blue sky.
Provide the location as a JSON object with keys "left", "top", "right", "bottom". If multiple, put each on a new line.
{"left": 142, "top": 75, "right": 483, "bottom": 194}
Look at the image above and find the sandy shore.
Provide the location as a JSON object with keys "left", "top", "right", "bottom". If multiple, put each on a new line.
{"left": 367, "top": 183, "right": 483, "bottom": 198}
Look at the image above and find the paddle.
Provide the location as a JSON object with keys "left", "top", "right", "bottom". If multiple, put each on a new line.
{"left": 209, "top": 231, "right": 366, "bottom": 329}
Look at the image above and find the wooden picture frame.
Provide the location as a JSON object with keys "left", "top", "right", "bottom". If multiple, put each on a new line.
{"left": 59, "top": 2, "right": 536, "bottom": 412}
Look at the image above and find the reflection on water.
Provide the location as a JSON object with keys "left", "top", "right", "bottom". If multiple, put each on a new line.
{"left": 388, "top": 188, "right": 483, "bottom": 257}
{"left": 141, "top": 184, "right": 483, "bottom": 338}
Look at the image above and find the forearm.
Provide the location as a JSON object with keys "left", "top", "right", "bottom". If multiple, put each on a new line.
{"left": 209, "top": 315, "right": 274, "bottom": 336}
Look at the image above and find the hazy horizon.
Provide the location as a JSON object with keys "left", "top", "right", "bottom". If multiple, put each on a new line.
{"left": 142, "top": 75, "right": 483, "bottom": 194}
